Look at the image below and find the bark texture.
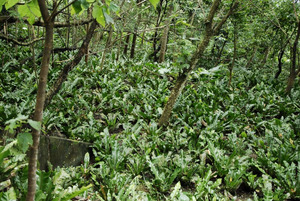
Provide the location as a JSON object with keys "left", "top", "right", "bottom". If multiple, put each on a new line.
{"left": 26, "top": 0, "right": 53, "bottom": 200}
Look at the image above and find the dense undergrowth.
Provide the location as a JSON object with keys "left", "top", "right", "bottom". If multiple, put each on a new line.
{"left": 1, "top": 50, "right": 300, "bottom": 200}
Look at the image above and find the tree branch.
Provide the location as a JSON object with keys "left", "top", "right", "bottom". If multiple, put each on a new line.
{"left": 0, "top": 16, "right": 93, "bottom": 28}
{"left": 0, "top": 34, "right": 44, "bottom": 46}
{"left": 53, "top": 0, "right": 77, "bottom": 18}
{"left": 44, "top": 20, "right": 98, "bottom": 108}
{"left": 213, "top": 1, "right": 239, "bottom": 34}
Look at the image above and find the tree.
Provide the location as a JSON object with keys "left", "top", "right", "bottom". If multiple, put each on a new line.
{"left": 286, "top": 0, "right": 300, "bottom": 94}
{"left": 0, "top": 0, "right": 120, "bottom": 199}
{"left": 158, "top": 2, "right": 173, "bottom": 63}
{"left": 158, "top": 0, "right": 239, "bottom": 126}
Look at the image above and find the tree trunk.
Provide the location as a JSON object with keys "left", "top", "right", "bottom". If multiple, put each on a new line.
{"left": 286, "top": 20, "right": 300, "bottom": 94}
{"left": 152, "top": 0, "right": 164, "bottom": 62}
{"left": 116, "top": 31, "right": 123, "bottom": 61}
{"left": 123, "top": 33, "right": 130, "bottom": 56}
{"left": 229, "top": 22, "right": 237, "bottom": 86}
{"left": 130, "top": 30, "right": 138, "bottom": 58}
{"left": 26, "top": 1, "right": 54, "bottom": 200}
{"left": 158, "top": 4, "right": 173, "bottom": 63}
{"left": 85, "top": 8, "right": 91, "bottom": 64}
{"left": 44, "top": 20, "right": 97, "bottom": 108}
{"left": 245, "top": 46, "right": 257, "bottom": 68}
{"left": 261, "top": 47, "right": 270, "bottom": 67}
{"left": 158, "top": 0, "right": 238, "bottom": 126}
{"left": 130, "top": 0, "right": 142, "bottom": 59}
{"left": 100, "top": 26, "right": 113, "bottom": 70}
{"left": 275, "top": 48, "right": 285, "bottom": 79}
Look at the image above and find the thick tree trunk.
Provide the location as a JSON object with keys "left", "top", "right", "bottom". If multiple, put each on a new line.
{"left": 26, "top": 1, "right": 54, "bottom": 200}
{"left": 158, "top": 4, "right": 173, "bottom": 63}
{"left": 44, "top": 20, "right": 97, "bottom": 108}
{"left": 158, "top": 0, "right": 238, "bottom": 126}
{"left": 286, "top": 20, "right": 300, "bottom": 94}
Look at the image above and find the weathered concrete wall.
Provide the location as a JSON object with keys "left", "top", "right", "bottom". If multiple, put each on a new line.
{"left": 38, "top": 135, "right": 92, "bottom": 170}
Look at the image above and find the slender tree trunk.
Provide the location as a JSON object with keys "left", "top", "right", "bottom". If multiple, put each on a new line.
{"left": 26, "top": 1, "right": 54, "bottom": 200}
{"left": 44, "top": 20, "right": 97, "bottom": 108}
{"left": 100, "top": 26, "right": 113, "bottom": 70}
{"left": 215, "top": 40, "right": 227, "bottom": 65}
{"left": 66, "top": 7, "right": 70, "bottom": 48}
{"left": 261, "top": 47, "right": 270, "bottom": 67}
{"left": 158, "top": 4, "right": 173, "bottom": 63}
{"left": 30, "top": 25, "right": 38, "bottom": 84}
{"left": 229, "top": 22, "right": 237, "bottom": 86}
{"left": 158, "top": 0, "right": 239, "bottom": 126}
{"left": 130, "top": 0, "right": 142, "bottom": 59}
{"left": 130, "top": 30, "right": 138, "bottom": 58}
{"left": 123, "top": 33, "right": 130, "bottom": 56}
{"left": 245, "top": 46, "right": 257, "bottom": 68}
{"left": 275, "top": 48, "right": 285, "bottom": 79}
{"left": 152, "top": 0, "right": 164, "bottom": 62}
{"left": 141, "top": 24, "right": 147, "bottom": 47}
{"left": 286, "top": 20, "right": 300, "bottom": 94}
{"left": 116, "top": 31, "right": 123, "bottom": 61}
{"left": 85, "top": 8, "right": 91, "bottom": 64}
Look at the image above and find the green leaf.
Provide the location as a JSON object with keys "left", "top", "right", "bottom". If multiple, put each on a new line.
{"left": 0, "top": 0, "right": 6, "bottom": 6}
{"left": 5, "top": 0, "right": 18, "bottom": 10}
{"left": 109, "top": 2, "right": 119, "bottom": 13}
{"left": 148, "top": 0, "right": 160, "bottom": 9}
{"left": 28, "top": 119, "right": 41, "bottom": 131}
{"left": 72, "top": 0, "right": 82, "bottom": 14}
{"left": 80, "top": 0, "right": 89, "bottom": 9}
{"left": 17, "top": 133, "right": 33, "bottom": 153}
{"left": 18, "top": 5, "right": 30, "bottom": 17}
{"left": 84, "top": 152, "right": 90, "bottom": 169}
{"left": 0, "top": 0, "right": 6, "bottom": 13}
{"left": 60, "top": 184, "right": 92, "bottom": 201}
{"left": 5, "top": 114, "right": 28, "bottom": 133}
{"left": 105, "top": 0, "right": 111, "bottom": 6}
{"left": 92, "top": 5, "right": 105, "bottom": 27}
{"left": 104, "top": 11, "right": 114, "bottom": 24}
{"left": 0, "top": 150, "right": 10, "bottom": 165}
{"left": 17, "top": 1, "right": 41, "bottom": 24}
{"left": 241, "top": 131, "right": 247, "bottom": 138}
{"left": 27, "top": 14, "right": 36, "bottom": 24}
{"left": 28, "top": 0, "right": 41, "bottom": 17}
